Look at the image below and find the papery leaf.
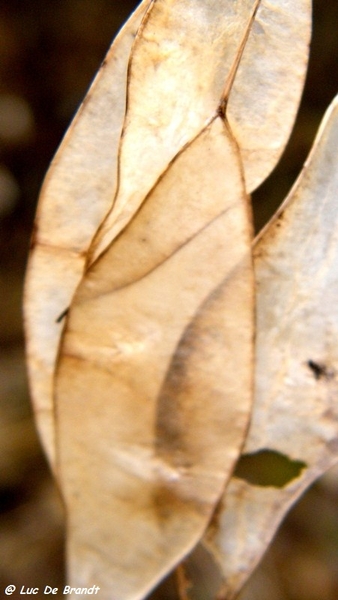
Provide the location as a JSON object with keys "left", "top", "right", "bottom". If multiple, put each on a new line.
{"left": 88, "top": 0, "right": 261, "bottom": 262}
{"left": 227, "top": 0, "right": 311, "bottom": 192}
{"left": 201, "top": 95, "right": 338, "bottom": 600}
{"left": 54, "top": 116, "right": 254, "bottom": 600}
{"left": 90, "top": 0, "right": 311, "bottom": 262}
{"left": 24, "top": 1, "right": 313, "bottom": 597}
{"left": 24, "top": 0, "right": 310, "bottom": 470}
{"left": 23, "top": 0, "right": 150, "bottom": 465}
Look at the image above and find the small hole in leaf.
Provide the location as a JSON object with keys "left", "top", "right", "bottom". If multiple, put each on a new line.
{"left": 234, "top": 449, "right": 307, "bottom": 488}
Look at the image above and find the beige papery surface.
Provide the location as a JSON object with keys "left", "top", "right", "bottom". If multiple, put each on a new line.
{"left": 24, "top": 0, "right": 151, "bottom": 466}
{"left": 24, "top": 0, "right": 310, "bottom": 470}
{"left": 23, "top": 1, "right": 313, "bottom": 598}
{"left": 226, "top": 0, "right": 311, "bottom": 192}
{"left": 200, "top": 96, "right": 338, "bottom": 600}
{"left": 90, "top": 0, "right": 311, "bottom": 262}
{"left": 55, "top": 116, "right": 254, "bottom": 599}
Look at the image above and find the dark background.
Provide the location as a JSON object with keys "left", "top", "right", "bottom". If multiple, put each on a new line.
{"left": 0, "top": 1, "right": 338, "bottom": 599}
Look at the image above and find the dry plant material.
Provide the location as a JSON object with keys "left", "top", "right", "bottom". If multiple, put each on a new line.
{"left": 226, "top": 0, "right": 311, "bottom": 192}
{"left": 24, "top": 0, "right": 150, "bottom": 466}
{"left": 201, "top": 95, "right": 338, "bottom": 600}
{"left": 55, "top": 115, "right": 254, "bottom": 600}
{"left": 24, "top": 0, "right": 310, "bottom": 469}
{"left": 89, "top": 0, "right": 311, "bottom": 261}
{"left": 22, "top": 0, "right": 325, "bottom": 599}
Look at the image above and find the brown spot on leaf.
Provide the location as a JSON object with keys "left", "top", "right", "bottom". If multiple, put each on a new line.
{"left": 307, "top": 360, "right": 334, "bottom": 380}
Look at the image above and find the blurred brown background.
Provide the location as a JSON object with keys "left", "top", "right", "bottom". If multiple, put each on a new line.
{"left": 0, "top": 1, "right": 338, "bottom": 599}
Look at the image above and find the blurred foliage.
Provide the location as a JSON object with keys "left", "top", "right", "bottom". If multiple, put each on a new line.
{"left": 0, "top": 1, "right": 338, "bottom": 598}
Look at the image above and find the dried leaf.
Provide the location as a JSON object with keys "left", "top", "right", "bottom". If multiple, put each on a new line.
{"left": 23, "top": 1, "right": 150, "bottom": 465}
{"left": 25, "top": 0, "right": 310, "bottom": 469}
{"left": 90, "top": 0, "right": 311, "bottom": 261}
{"left": 54, "top": 116, "right": 254, "bottom": 599}
{"left": 88, "top": 0, "right": 260, "bottom": 262}
{"left": 227, "top": 0, "right": 311, "bottom": 192}
{"left": 24, "top": 1, "right": 313, "bottom": 597}
{"left": 202, "top": 95, "right": 338, "bottom": 599}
